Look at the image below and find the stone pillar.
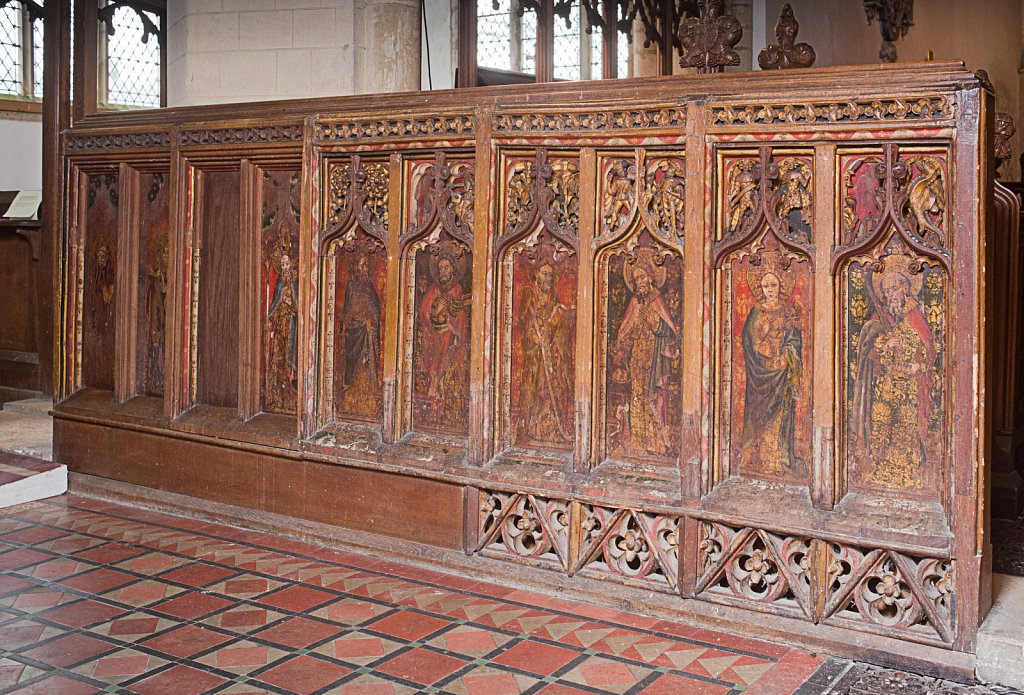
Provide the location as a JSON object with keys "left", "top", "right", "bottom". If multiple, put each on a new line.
{"left": 357, "top": 0, "right": 421, "bottom": 94}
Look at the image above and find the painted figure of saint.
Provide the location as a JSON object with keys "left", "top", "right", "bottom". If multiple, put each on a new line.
{"left": 265, "top": 234, "right": 299, "bottom": 412}
{"left": 740, "top": 252, "right": 803, "bottom": 474}
{"left": 145, "top": 232, "right": 169, "bottom": 392}
{"left": 851, "top": 254, "right": 936, "bottom": 489}
{"left": 518, "top": 259, "right": 574, "bottom": 446}
{"left": 417, "top": 247, "right": 470, "bottom": 429}
{"left": 339, "top": 254, "right": 382, "bottom": 420}
{"left": 612, "top": 249, "right": 679, "bottom": 456}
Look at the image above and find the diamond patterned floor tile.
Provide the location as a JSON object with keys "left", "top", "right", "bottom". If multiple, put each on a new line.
{"left": 0, "top": 495, "right": 838, "bottom": 695}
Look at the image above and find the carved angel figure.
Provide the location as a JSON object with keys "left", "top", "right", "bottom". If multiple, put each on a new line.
{"left": 727, "top": 161, "right": 758, "bottom": 233}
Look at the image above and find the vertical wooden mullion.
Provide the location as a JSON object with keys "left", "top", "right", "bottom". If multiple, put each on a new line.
{"left": 681, "top": 102, "right": 706, "bottom": 499}
{"left": 535, "top": 0, "right": 554, "bottom": 83}
{"left": 298, "top": 116, "right": 319, "bottom": 439}
{"left": 602, "top": 0, "right": 617, "bottom": 80}
{"left": 382, "top": 152, "right": 404, "bottom": 444}
{"left": 812, "top": 143, "right": 836, "bottom": 510}
{"left": 457, "top": 0, "right": 478, "bottom": 88}
{"left": 574, "top": 148, "right": 596, "bottom": 472}
{"left": 114, "top": 163, "right": 138, "bottom": 403}
{"left": 678, "top": 514, "right": 699, "bottom": 598}
{"left": 469, "top": 109, "right": 494, "bottom": 466}
{"left": 72, "top": 0, "right": 98, "bottom": 122}
{"left": 166, "top": 147, "right": 196, "bottom": 420}
{"left": 238, "top": 159, "right": 261, "bottom": 421}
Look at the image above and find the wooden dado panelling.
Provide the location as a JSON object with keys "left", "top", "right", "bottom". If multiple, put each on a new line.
{"left": 56, "top": 63, "right": 991, "bottom": 675}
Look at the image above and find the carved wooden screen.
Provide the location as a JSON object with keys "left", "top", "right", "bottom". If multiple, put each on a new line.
{"left": 57, "top": 65, "right": 990, "bottom": 676}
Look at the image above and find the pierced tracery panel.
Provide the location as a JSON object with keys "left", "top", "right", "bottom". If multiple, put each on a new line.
{"left": 575, "top": 505, "right": 679, "bottom": 592}
{"left": 478, "top": 490, "right": 571, "bottom": 571}
{"left": 695, "top": 521, "right": 813, "bottom": 620}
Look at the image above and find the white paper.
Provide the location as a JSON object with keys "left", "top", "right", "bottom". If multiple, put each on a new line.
{"left": 4, "top": 190, "right": 42, "bottom": 220}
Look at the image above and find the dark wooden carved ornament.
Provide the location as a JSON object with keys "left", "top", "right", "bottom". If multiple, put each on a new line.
{"left": 678, "top": 0, "right": 742, "bottom": 74}
{"left": 995, "top": 112, "right": 1015, "bottom": 179}
{"left": 864, "top": 0, "right": 913, "bottom": 63}
{"left": 758, "top": 3, "right": 815, "bottom": 70}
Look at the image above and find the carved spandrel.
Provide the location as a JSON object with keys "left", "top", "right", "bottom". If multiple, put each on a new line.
{"left": 758, "top": 3, "right": 815, "bottom": 70}
{"left": 262, "top": 170, "right": 302, "bottom": 415}
{"left": 600, "top": 158, "right": 637, "bottom": 238}
{"left": 843, "top": 239, "right": 947, "bottom": 501}
{"left": 322, "top": 156, "right": 389, "bottom": 245}
{"left": 835, "top": 145, "right": 949, "bottom": 271}
{"left": 639, "top": 156, "right": 687, "bottom": 243}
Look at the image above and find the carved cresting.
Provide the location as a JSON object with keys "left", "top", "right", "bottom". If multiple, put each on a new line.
{"left": 678, "top": 0, "right": 743, "bottom": 74}
{"left": 758, "top": 3, "right": 815, "bottom": 70}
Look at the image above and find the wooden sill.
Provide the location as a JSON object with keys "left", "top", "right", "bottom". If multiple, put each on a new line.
{"left": 0, "top": 98, "right": 42, "bottom": 115}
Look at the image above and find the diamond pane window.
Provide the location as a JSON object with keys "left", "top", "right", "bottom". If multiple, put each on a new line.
{"left": 519, "top": 5, "right": 536, "bottom": 75}
{"left": 0, "top": 3, "right": 22, "bottom": 95}
{"left": 617, "top": 31, "right": 630, "bottom": 78}
{"left": 104, "top": 4, "right": 160, "bottom": 108}
{"left": 31, "top": 10, "right": 42, "bottom": 98}
{"left": 589, "top": 23, "right": 602, "bottom": 79}
{"left": 477, "top": 0, "right": 512, "bottom": 70}
{"left": 552, "top": 1, "right": 580, "bottom": 81}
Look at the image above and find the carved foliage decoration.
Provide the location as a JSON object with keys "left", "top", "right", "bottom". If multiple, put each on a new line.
{"left": 493, "top": 108, "right": 686, "bottom": 133}
{"left": 320, "top": 157, "right": 391, "bottom": 427}
{"left": 82, "top": 173, "right": 119, "bottom": 391}
{"left": 758, "top": 3, "right": 815, "bottom": 70}
{"left": 262, "top": 170, "right": 302, "bottom": 415}
{"left": 711, "top": 96, "right": 953, "bottom": 127}
{"left": 823, "top": 542, "right": 953, "bottom": 642}
{"left": 138, "top": 173, "right": 169, "bottom": 396}
{"left": 576, "top": 505, "right": 679, "bottom": 590}
{"left": 715, "top": 148, "right": 813, "bottom": 485}
{"left": 402, "top": 153, "right": 475, "bottom": 437}
{"left": 678, "top": 0, "right": 742, "bottom": 74}
{"left": 596, "top": 152, "right": 686, "bottom": 465}
{"left": 498, "top": 151, "right": 579, "bottom": 453}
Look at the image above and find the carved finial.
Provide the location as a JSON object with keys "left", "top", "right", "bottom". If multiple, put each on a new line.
{"left": 864, "top": 0, "right": 913, "bottom": 63}
{"left": 758, "top": 3, "right": 815, "bottom": 70}
{"left": 995, "top": 112, "right": 1015, "bottom": 180}
{"left": 678, "top": 0, "right": 742, "bottom": 74}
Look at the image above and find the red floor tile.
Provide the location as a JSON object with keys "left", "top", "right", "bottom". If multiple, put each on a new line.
{"left": 0, "top": 621, "right": 47, "bottom": 650}
{"left": 41, "top": 598, "right": 126, "bottom": 627}
{"left": 0, "top": 547, "right": 50, "bottom": 569}
{"left": 74, "top": 542, "right": 146, "bottom": 564}
{"left": 0, "top": 574, "right": 35, "bottom": 595}
{"left": 20, "top": 632, "right": 116, "bottom": 668}
{"left": 367, "top": 610, "right": 451, "bottom": 641}
{"left": 59, "top": 567, "right": 137, "bottom": 593}
{"left": 253, "top": 615, "right": 341, "bottom": 648}
{"left": 140, "top": 624, "right": 235, "bottom": 658}
{"left": 376, "top": 647, "right": 468, "bottom": 685}
{"left": 493, "top": 640, "right": 580, "bottom": 675}
{"left": 157, "top": 562, "right": 237, "bottom": 587}
{"left": 254, "top": 654, "right": 352, "bottom": 692}
{"left": 130, "top": 664, "right": 229, "bottom": 695}
{"left": 639, "top": 672, "right": 732, "bottom": 694}
{"left": 0, "top": 525, "right": 67, "bottom": 545}
{"left": 150, "top": 591, "right": 233, "bottom": 619}
{"left": 257, "top": 584, "right": 336, "bottom": 611}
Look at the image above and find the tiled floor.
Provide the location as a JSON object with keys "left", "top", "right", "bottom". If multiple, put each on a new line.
{"left": 0, "top": 494, "right": 1015, "bottom": 695}
{"left": 0, "top": 494, "right": 831, "bottom": 694}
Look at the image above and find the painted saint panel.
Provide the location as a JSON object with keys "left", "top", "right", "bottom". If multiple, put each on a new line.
{"left": 82, "top": 173, "right": 119, "bottom": 391}
{"left": 137, "top": 173, "right": 169, "bottom": 397}
{"left": 409, "top": 237, "right": 472, "bottom": 434}
{"left": 331, "top": 236, "right": 387, "bottom": 424}
{"left": 600, "top": 231, "right": 683, "bottom": 462}
{"left": 724, "top": 247, "right": 812, "bottom": 483}
{"left": 505, "top": 231, "right": 577, "bottom": 451}
{"left": 261, "top": 170, "right": 301, "bottom": 415}
{"left": 843, "top": 238, "right": 947, "bottom": 498}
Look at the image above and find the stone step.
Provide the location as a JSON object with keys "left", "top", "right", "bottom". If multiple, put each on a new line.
{"left": 1, "top": 398, "right": 52, "bottom": 418}
{"left": 0, "top": 452, "right": 66, "bottom": 509}
{"left": 977, "top": 573, "right": 1024, "bottom": 689}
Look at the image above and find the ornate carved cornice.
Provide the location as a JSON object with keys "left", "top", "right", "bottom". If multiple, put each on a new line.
{"left": 709, "top": 96, "right": 953, "bottom": 126}
{"left": 178, "top": 126, "right": 303, "bottom": 146}
{"left": 494, "top": 108, "right": 686, "bottom": 133}
{"left": 65, "top": 131, "right": 172, "bottom": 151}
{"left": 314, "top": 116, "right": 474, "bottom": 142}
